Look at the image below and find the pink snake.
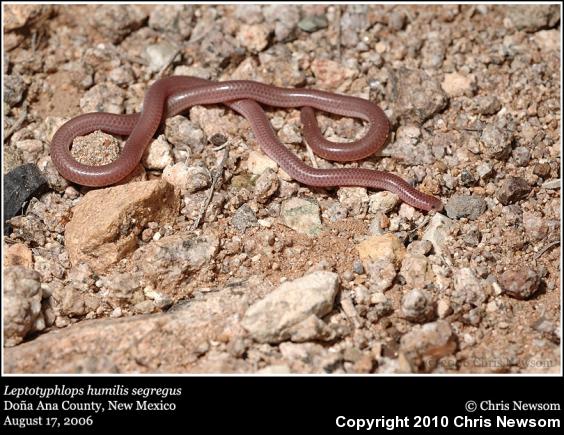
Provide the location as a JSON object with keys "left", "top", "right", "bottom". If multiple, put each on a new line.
{"left": 50, "top": 76, "right": 443, "bottom": 211}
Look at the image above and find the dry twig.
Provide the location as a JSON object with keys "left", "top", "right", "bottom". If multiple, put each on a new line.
{"left": 191, "top": 142, "right": 230, "bottom": 230}
{"left": 305, "top": 143, "right": 319, "bottom": 168}
{"left": 534, "top": 239, "right": 560, "bottom": 260}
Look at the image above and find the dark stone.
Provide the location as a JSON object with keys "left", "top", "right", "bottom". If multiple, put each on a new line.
{"left": 496, "top": 177, "right": 531, "bottom": 205}
{"left": 459, "top": 169, "right": 476, "bottom": 186}
{"left": 209, "top": 133, "right": 228, "bottom": 146}
{"left": 533, "top": 163, "right": 551, "bottom": 178}
{"left": 3, "top": 164, "right": 49, "bottom": 235}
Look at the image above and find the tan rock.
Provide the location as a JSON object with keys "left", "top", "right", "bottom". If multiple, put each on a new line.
{"left": 311, "top": 58, "right": 356, "bottom": 91}
{"left": 189, "top": 105, "right": 229, "bottom": 139}
{"left": 441, "top": 72, "right": 476, "bottom": 97}
{"left": 437, "top": 299, "right": 452, "bottom": 319}
{"left": 237, "top": 24, "right": 270, "bottom": 52}
{"left": 422, "top": 213, "right": 453, "bottom": 256}
{"left": 247, "top": 150, "right": 278, "bottom": 175}
{"left": 65, "top": 180, "right": 180, "bottom": 272}
{"left": 3, "top": 4, "right": 53, "bottom": 31}
{"left": 369, "top": 191, "right": 400, "bottom": 214}
{"left": 133, "top": 233, "right": 219, "bottom": 293}
{"left": 4, "top": 278, "right": 263, "bottom": 373}
{"left": 401, "top": 288, "right": 435, "bottom": 323}
{"left": 357, "top": 233, "right": 406, "bottom": 268}
{"left": 241, "top": 271, "right": 339, "bottom": 343}
{"left": 365, "top": 260, "right": 397, "bottom": 292}
{"left": 162, "top": 162, "right": 211, "bottom": 193}
{"left": 337, "top": 187, "right": 369, "bottom": 217}
{"left": 3, "top": 266, "right": 43, "bottom": 347}
{"left": 533, "top": 29, "right": 559, "bottom": 52}
{"left": 400, "top": 254, "right": 434, "bottom": 288}
{"left": 142, "top": 134, "right": 173, "bottom": 170}
{"left": 4, "top": 243, "right": 33, "bottom": 267}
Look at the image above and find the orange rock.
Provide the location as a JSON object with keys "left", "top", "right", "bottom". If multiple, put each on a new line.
{"left": 357, "top": 233, "right": 406, "bottom": 268}
{"left": 65, "top": 180, "right": 180, "bottom": 273}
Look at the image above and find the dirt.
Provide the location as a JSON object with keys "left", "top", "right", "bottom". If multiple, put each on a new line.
{"left": 2, "top": 4, "right": 561, "bottom": 374}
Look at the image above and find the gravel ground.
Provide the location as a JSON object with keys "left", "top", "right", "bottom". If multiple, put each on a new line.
{"left": 2, "top": 4, "right": 561, "bottom": 374}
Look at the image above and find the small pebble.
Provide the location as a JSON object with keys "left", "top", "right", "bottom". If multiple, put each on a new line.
{"left": 533, "top": 163, "right": 551, "bottom": 178}
{"left": 476, "top": 162, "right": 494, "bottom": 180}
{"left": 210, "top": 133, "right": 228, "bottom": 146}
{"left": 445, "top": 194, "right": 487, "bottom": 220}
{"left": 145, "top": 41, "right": 179, "bottom": 73}
{"left": 496, "top": 177, "right": 531, "bottom": 205}
{"left": 499, "top": 268, "right": 541, "bottom": 300}
{"left": 231, "top": 204, "right": 259, "bottom": 233}
{"left": 512, "top": 146, "right": 531, "bottom": 167}
{"left": 459, "top": 169, "right": 476, "bottom": 187}
{"left": 353, "top": 260, "right": 364, "bottom": 275}
{"left": 162, "top": 163, "right": 211, "bottom": 194}
{"left": 401, "top": 289, "right": 435, "bottom": 323}
{"left": 480, "top": 124, "right": 512, "bottom": 160}
{"left": 437, "top": 299, "right": 452, "bottom": 319}
{"left": 541, "top": 179, "right": 560, "bottom": 189}
{"left": 298, "top": 15, "right": 328, "bottom": 32}
{"left": 407, "top": 240, "right": 433, "bottom": 256}
{"left": 462, "top": 226, "right": 482, "bottom": 246}
{"left": 475, "top": 95, "right": 501, "bottom": 115}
